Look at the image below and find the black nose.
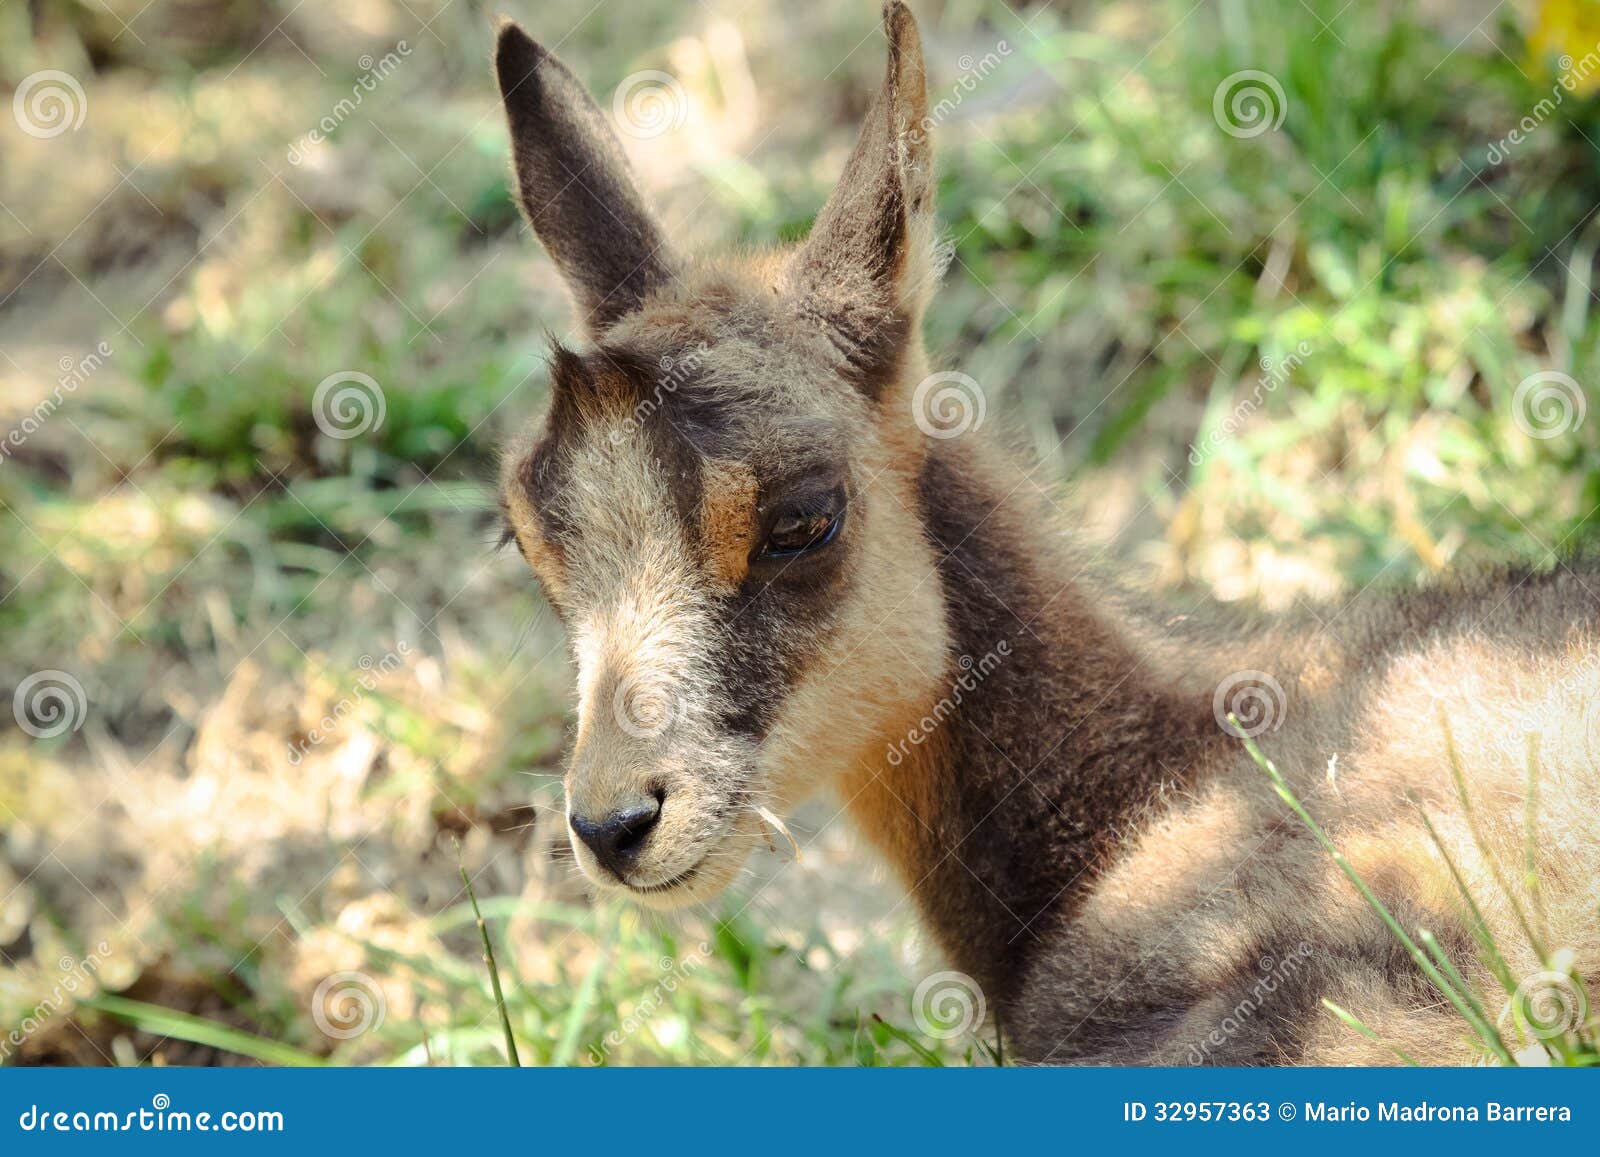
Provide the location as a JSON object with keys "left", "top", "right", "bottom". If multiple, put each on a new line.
{"left": 569, "top": 796, "right": 662, "bottom": 880}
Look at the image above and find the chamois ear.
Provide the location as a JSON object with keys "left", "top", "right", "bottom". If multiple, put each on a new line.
{"left": 496, "top": 22, "right": 676, "bottom": 336}
{"left": 790, "top": 2, "right": 938, "bottom": 372}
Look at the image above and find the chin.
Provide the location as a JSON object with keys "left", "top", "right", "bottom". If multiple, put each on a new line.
{"left": 624, "top": 862, "right": 739, "bottom": 910}
{"left": 576, "top": 827, "right": 758, "bottom": 911}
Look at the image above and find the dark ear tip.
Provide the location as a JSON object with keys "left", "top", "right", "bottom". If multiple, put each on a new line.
{"left": 495, "top": 18, "right": 537, "bottom": 53}
{"left": 495, "top": 19, "right": 545, "bottom": 94}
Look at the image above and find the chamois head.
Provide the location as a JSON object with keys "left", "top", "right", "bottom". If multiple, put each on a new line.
{"left": 497, "top": 3, "right": 952, "bottom": 907}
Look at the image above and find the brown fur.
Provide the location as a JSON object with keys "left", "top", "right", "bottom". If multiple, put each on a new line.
{"left": 698, "top": 458, "right": 759, "bottom": 588}
{"left": 493, "top": 4, "right": 1600, "bottom": 1064}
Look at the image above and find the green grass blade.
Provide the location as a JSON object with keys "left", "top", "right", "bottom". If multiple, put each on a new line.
{"left": 869, "top": 1014, "right": 947, "bottom": 1066}
{"left": 84, "top": 994, "right": 326, "bottom": 1067}
{"left": 1236, "top": 723, "right": 1514, "bottom": 1064}
{"left": 1523, "top": 736, "right": 1551, "bottom": 951}
{"left": 1418, "top": 928, "right": 1490, "bottom": 1027}
{"left": 458, "top": 861, "right": 522, "bottom": 1067}
{"left": 1406, "top": 791, "right": 1518, "bottom": 996}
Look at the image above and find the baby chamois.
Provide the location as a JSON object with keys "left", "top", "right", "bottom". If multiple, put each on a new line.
{"left": 494, "top": 3, "right": 1600, "bottom": 1064}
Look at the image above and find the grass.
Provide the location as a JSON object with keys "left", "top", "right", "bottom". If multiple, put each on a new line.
{"left": 1, "top": 0, "right": 1598, "bottom": 1065}
{"left": 1237, "top": 718, "right": 1599, "bottom": 1066}
{"left": 80, "top": 898, "right": 959, "bottom": 1066}
{"left": 457, "top": 848, "right": 521, "bottom": 1066}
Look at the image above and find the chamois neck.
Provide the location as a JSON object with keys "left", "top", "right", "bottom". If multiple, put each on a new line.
{"left": 848, "top": 439, "right": 1218, "bottom": 1005}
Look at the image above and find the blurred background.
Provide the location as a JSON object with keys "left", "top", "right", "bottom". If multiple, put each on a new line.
{"left": 2, "top": 0, "right": 1599, "bottom": 1065}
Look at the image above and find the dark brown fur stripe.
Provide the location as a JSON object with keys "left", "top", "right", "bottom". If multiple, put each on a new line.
{"left": 905, "top": 444, "right": 1219, "bottom": 1002}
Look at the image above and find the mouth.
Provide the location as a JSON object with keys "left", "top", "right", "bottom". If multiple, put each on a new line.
{"left": 623, "top": 855, "right": 706, "bottom": 895}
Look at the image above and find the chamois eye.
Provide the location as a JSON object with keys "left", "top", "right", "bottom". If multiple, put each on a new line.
{"left": 761, "top": 504, "right": 842, "bottom": 558}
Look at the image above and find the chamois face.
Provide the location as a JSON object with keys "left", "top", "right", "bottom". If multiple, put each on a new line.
{"left": 496, "top": 3, "right": 949, "bottom": 908}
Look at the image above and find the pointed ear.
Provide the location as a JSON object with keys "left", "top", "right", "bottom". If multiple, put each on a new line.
{"left": 792, "top": 3, "right": 937, "bottom": 336}
{"left": 496, "top": 22, "right": 676, "bottom": 336}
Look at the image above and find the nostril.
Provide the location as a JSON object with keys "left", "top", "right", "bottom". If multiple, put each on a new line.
{"left": 610, "top": 798, "right": 662, "bottom": 855}
{"left": 570, "top": 795, "right": 663, "bottom": 879}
